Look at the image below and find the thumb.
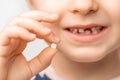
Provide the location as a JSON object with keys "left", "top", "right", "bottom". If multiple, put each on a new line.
{"left": 28, "top": 44, "right": 57, "bottom": 77}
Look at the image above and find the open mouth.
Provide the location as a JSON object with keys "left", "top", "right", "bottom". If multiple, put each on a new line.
{"left": 65, "top": 26, "right": 107, "bottom": 35}
{"left": 63, "top": 24, "right": 108, "bottom": 42}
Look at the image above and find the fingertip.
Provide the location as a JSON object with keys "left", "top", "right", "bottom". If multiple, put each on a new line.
{"left": 50, "top": 13, "right": 60, "bottom": 21}
{"left": 30, "top": 33, "right": 36, "bottom": 39}
{"left": 25, "top": 33, "right": 36, "bottom": 41}
{"left": 51, "top": 14, "right": 59, "bottom": 18}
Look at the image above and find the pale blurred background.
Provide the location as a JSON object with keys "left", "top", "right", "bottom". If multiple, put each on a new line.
{"left": 0, "top": 0, "right": 48, "bottom": 60}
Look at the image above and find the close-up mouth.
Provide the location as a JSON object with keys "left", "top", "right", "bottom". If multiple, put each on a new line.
{"left": 63, "top": 24, "right": 108, "bottom": 42}
{"left": 64, "top": 24, "right": 107, "bottom": 35}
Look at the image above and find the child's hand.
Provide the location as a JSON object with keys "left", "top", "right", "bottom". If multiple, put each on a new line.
{"left": 0, "top": 10, "right": 59, "bottom": 80}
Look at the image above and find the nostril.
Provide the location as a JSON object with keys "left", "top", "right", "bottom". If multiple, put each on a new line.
{"left": 89, "top": 10, "right": 96, "bottom": 14}
{"left": 68, "top": 1, "right": 99, "bottom": 15}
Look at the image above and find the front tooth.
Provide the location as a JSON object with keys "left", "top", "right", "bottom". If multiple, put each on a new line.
{"left": 91, "top": 27, "right": 98, "bottom": 34}
{"left": 91, "top": 27, "right": 96, "bottom": 32}
{"left": 72, "top": 29, "right": 78, "bottom": 34}
{"left": 79, "top": 29, "right": 84, "bottom": 33}
{"left": 85, "top": 30, "right": 91, "bottom": 34}
{"left": 92, "top": 30, "right": 98, "bottom": 34}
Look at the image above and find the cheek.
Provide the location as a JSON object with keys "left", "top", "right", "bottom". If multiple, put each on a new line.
{"left": 37, "top": 0, "right": 70, "bottom": 14}
{"left": 102, "top": 0, "right": 120, "bottom": 20}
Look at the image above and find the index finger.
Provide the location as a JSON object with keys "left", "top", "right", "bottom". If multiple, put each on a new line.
{"left": 19, "top": 10, "right": 59, "bottom": 22}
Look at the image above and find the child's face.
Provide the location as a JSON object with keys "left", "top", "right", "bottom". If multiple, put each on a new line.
{"left": 30, "top": 0, "right": 120, "bottom": 62}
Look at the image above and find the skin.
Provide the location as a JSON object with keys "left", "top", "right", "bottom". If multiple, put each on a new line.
{"left": 29, "top": 0, "right": 120, "bottom": 79}
{"left": 0, "top": 0, "right": 120, "bottom": 80}
{"left": 0, "top": 11, "right": 60, "bottom": 80}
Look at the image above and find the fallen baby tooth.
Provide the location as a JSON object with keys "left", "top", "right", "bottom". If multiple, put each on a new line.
{"left": 51, "top": 43, "right": 57, "bottom": 49}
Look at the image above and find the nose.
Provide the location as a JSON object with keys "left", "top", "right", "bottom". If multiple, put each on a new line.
{"left": 69, "top": 0, "right": 98, "bottom": 15}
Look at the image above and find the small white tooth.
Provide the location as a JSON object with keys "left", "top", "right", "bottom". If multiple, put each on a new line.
{"left": 91, "top": 27, "right": 96, "bottom": 32}
{"left": 85, "top": 30, "right": 91, "bottom": 34}
{"left": 51, "top": 43, "right": 57, "bottom": 49}
{"left": 79, "top": 29, "right": 84, "bottom": 33}
{"left": 92, "top": 30, "right": 98, "bottom": 34}
{"left": 72, "top": 29, "right": 78, "bottom": 34}
{"left": 91, "top": 27, "right": 99, "bottom": 34}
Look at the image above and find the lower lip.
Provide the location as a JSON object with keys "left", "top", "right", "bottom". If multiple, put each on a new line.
{"left": 64, "top": 28, "right": 108, "bottom": 42}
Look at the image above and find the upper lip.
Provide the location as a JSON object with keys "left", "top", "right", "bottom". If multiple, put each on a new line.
{"left": 64, "top": 24, "right": 107, "bottom": 29}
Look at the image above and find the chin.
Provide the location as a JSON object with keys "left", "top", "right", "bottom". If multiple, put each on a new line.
{"left": 71, "top": 51, "right": 107, "bottom": 63}
{"left": 58, "top": 45, "right": 109, "bottom": 63}
{"left": 70, "top": 53, "right": 106, "bottom": 63}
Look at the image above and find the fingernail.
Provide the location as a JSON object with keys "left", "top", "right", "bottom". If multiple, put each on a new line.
{"left": 51, "top": 43, "right": 57, "bottom": 49}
